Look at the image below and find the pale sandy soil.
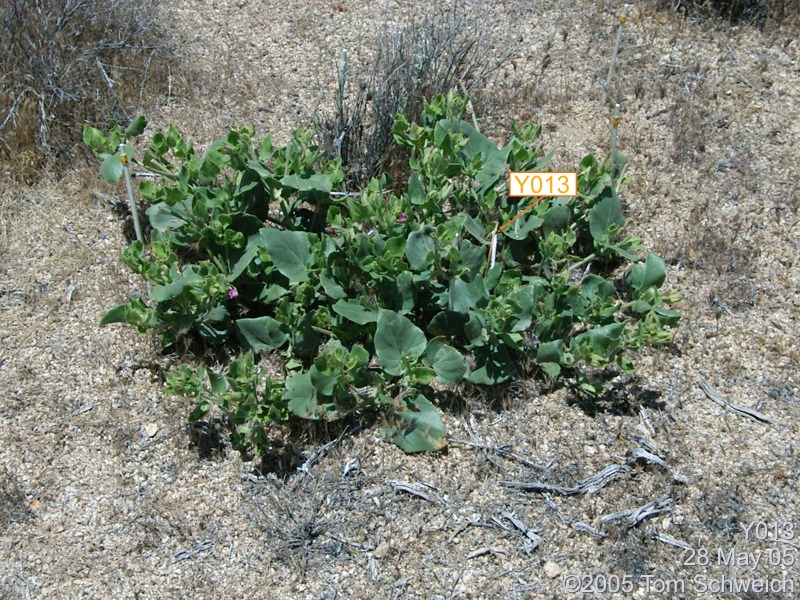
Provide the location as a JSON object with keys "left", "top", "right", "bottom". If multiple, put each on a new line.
{"left": 1, "top": 1, "right": 798, "bottom": 598}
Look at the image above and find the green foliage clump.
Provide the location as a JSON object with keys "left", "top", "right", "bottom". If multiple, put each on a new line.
{"left": 85, "top": 92, "right": 680, "bottom": 455}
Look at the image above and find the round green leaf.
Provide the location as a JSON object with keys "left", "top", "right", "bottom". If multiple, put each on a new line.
{"left": 626, "top": 253, "right": 666, "bottom": 293}
{"left": 405, "top": 230, "right": 435, "bottom": 271}
{"left": 125, "top": 115, "right": 147, "bottom": 138}
{"left": 588, "top": 188, "right": 624, "bottom": 243}
{"left": 100, "top": 152, "right": 124, "bottom": 183}
{"left": 429, "top": 344, "right": 467, "bottom": 384}
{"left": 385, "top": 394, "right": 447, "bottom": 453}
{"left": 83, "top": 126, "right": 109, "bottom": 155}
{"left": 235, "top": 316, "right": 289, "bottom": 351}
{"left": 502, "top": 214, "right": 544, "bottom": 241}
{"left": 332, "top": 299, "right": 378, "bottom": 325}
{"left": 467, "top": 344, "right": 511, "bottom": 384}
{"left": 536, "top": 340, "right": 564, "bottom": 364}
{"left": 263, "top": 229, "right": 312, "bottom": 283}
{"left": 375, "top": 309, "right": 427, "bottom": 376}
{"left": 541, "top": 205, "right": 571, "bottom": 237}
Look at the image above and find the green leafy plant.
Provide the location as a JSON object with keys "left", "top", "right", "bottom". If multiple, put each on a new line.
{"left": 85, "top": 91, "right": 680, "bottom": 456}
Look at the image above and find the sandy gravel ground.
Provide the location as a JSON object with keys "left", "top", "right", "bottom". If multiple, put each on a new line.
{"left": 1, "top": 1, "right": 798, "bottom": 598}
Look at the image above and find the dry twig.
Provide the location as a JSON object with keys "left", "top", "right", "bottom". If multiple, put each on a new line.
{"left": 387, "top": 480, "right": 445, "bottom": 505}
{"left": 601, "top": 494, "right": 673, "bottom": 527}
{"left": 502, "top": 464, "right": 633, "bottom": 496}
{"left": 697, "top": 374, "right": 772, "bottom": 423}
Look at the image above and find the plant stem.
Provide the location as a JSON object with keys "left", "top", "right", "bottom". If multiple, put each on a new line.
{"left": 567, "top": 253, "right": 596, "bottom": 274}
{"left": 209, "top": 253, "right": 227, "bottom": 275}
{"left": 460, "top": 81, "right": 480, "bottom": 131}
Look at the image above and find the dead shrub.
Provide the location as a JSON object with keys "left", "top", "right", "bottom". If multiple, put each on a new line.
{"left": 317, "top": 5, "right": 517, "bottom": 189}
{"left": 655, "top": 0, "right": 800, "bottom": 26}
{"left": 0, "top": 0, "right": 174, "bottom": 179}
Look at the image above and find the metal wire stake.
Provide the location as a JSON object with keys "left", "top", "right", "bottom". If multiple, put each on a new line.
{"left": 119, "top": 143, "right": 143, "bottom": 245}
{"left": 611, "top": 103, "right": 621, "bottom": 174}
{"left": 601, "top": 4, "right": 629, "bottom": 107}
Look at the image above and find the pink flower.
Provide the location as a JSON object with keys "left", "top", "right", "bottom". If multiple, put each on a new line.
{"left": 324, "top": 226, "right": 335, "bottom": 234}
{"left": 397, "top": 212, "right": 407, "bottom": 224}
{"left": 227, "top": 287, "right": 239, "bottom": 300}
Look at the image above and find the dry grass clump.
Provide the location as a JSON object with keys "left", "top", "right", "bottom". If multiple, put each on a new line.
{"left": 0, "top": 0, "right": 174, "bottom": 180}
{"left": 0, "top": 467, "right": 26, "bottom": 529}
{"left": 317, "top": 5, "right": 517, "bottom": 188}
{"left": 657, "top": 0, "right": 799, "bottom": 26}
